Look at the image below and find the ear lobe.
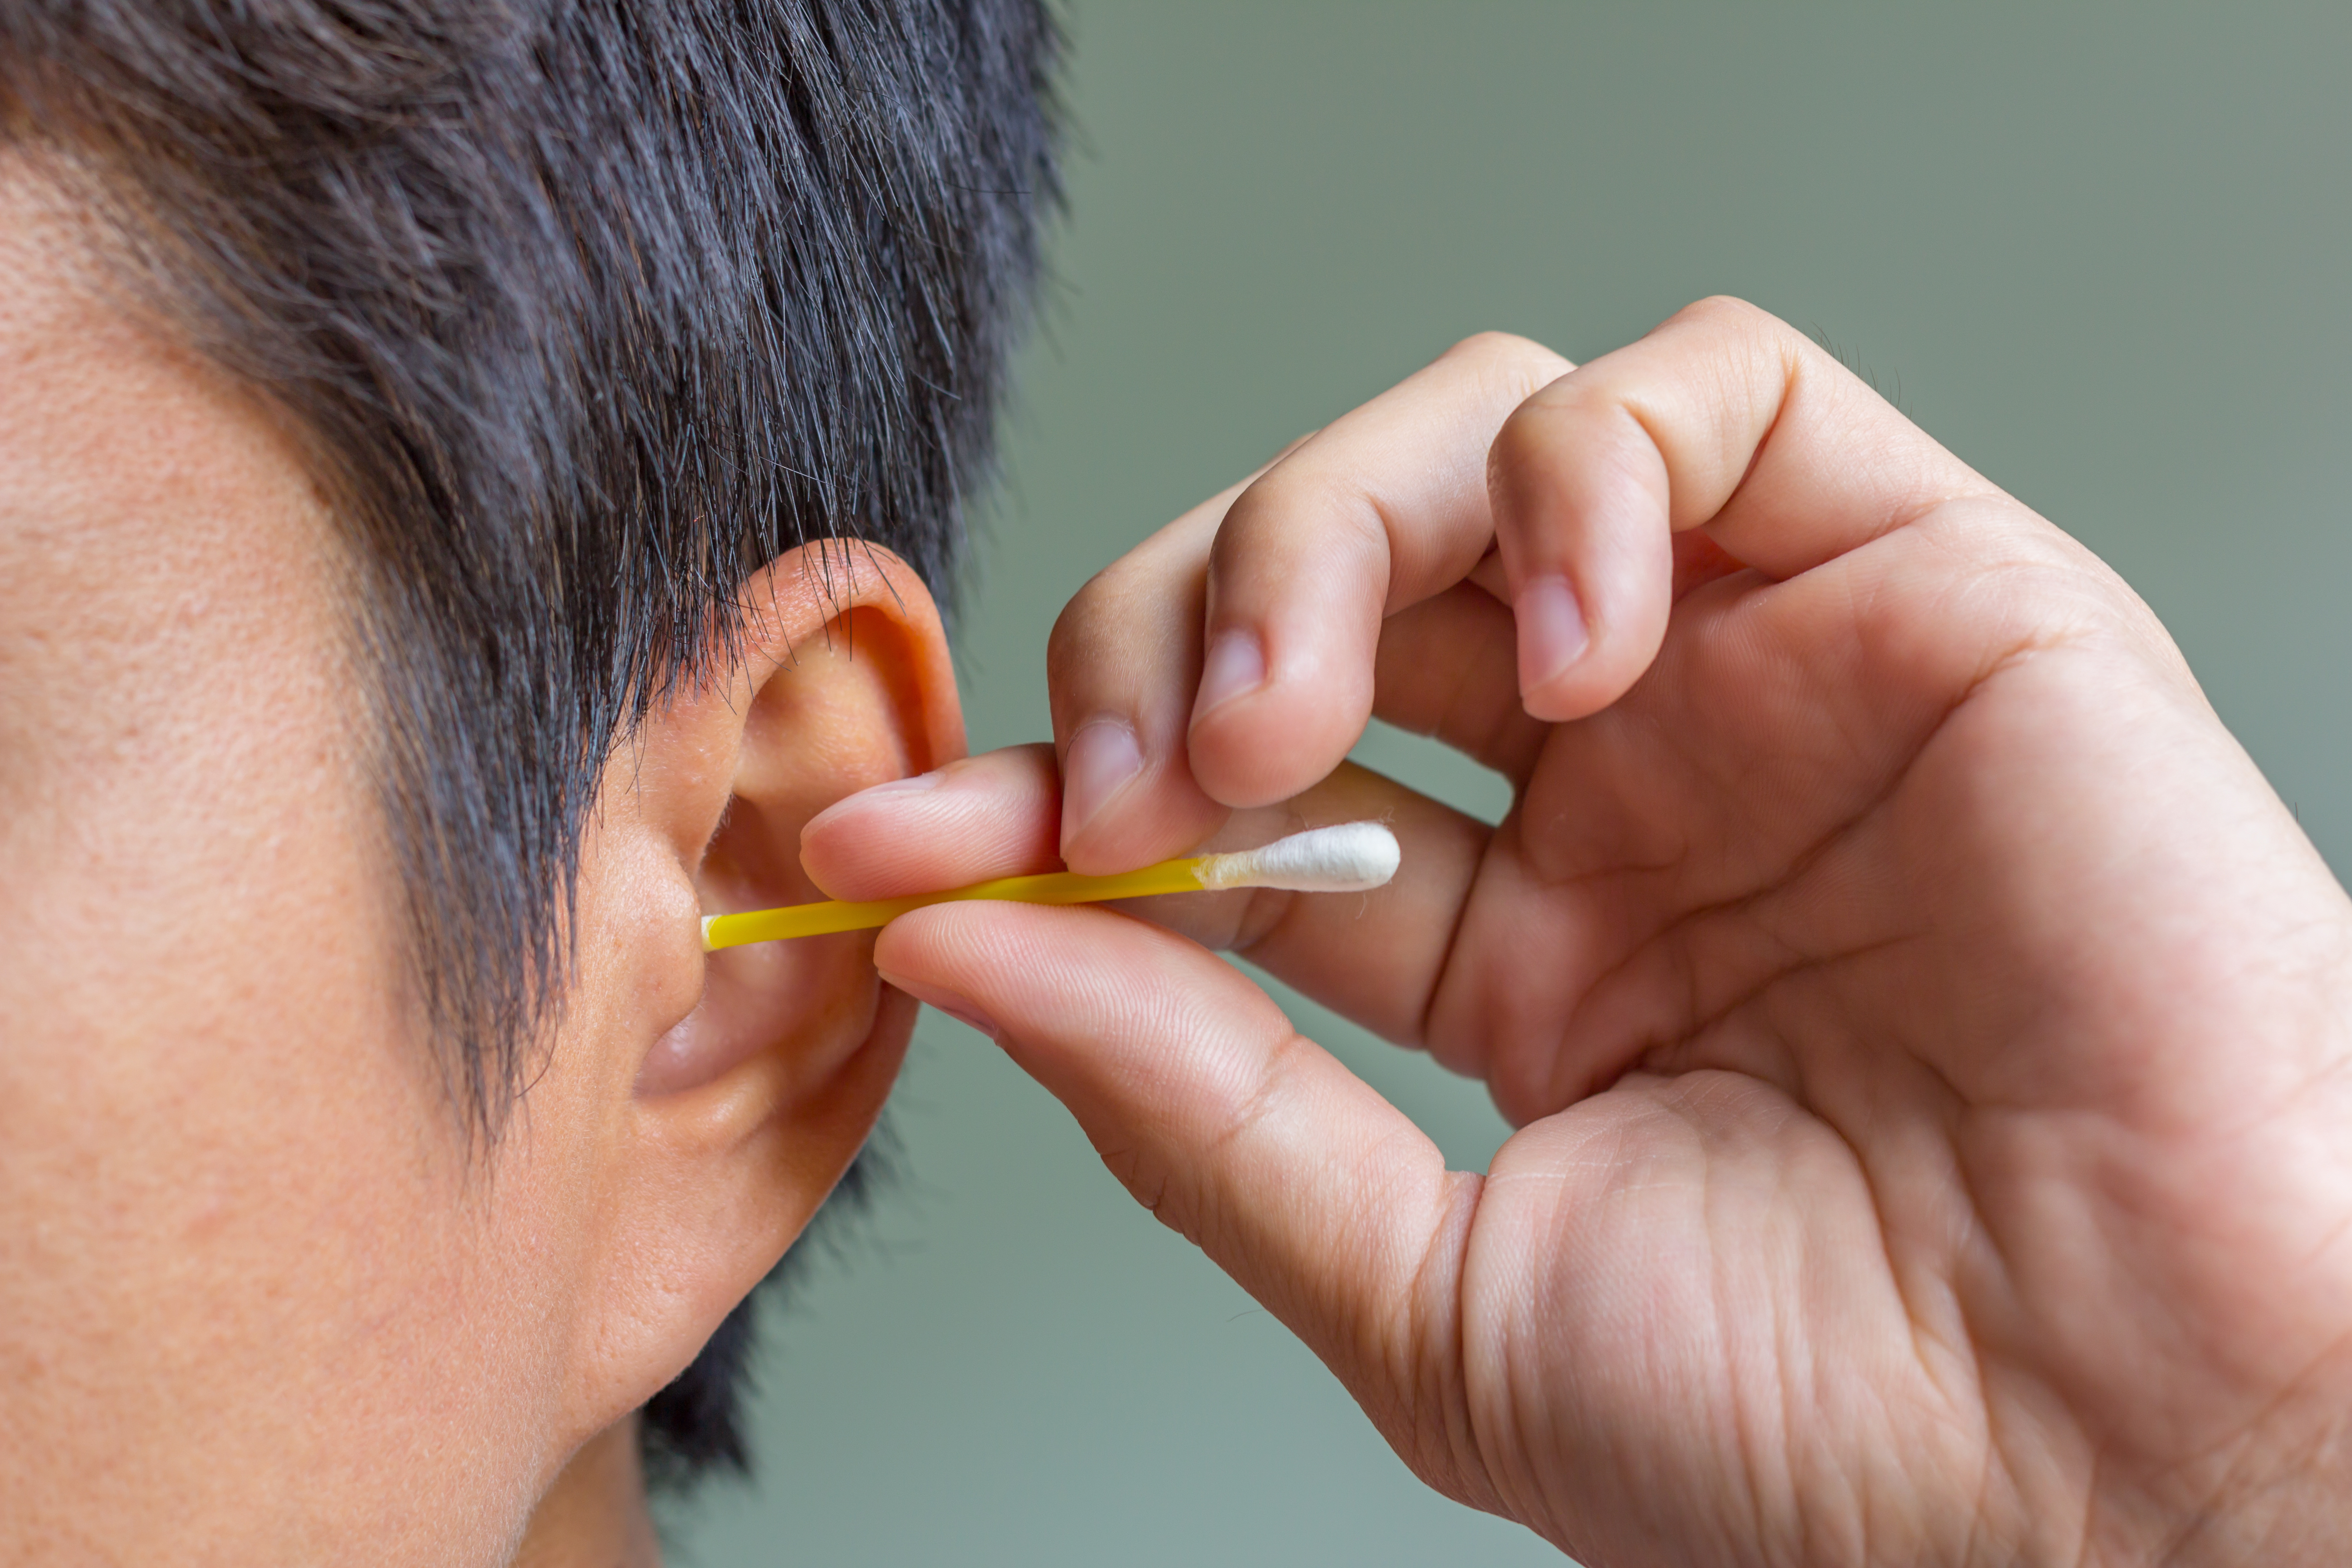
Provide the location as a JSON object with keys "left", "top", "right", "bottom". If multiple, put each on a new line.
{"left": 568, "top": 540, "right": 959, "bottom": 1430}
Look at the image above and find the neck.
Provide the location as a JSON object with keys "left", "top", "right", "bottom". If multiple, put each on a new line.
{"left": 513, "top": 1415, "right": 662, "bottom": 1568}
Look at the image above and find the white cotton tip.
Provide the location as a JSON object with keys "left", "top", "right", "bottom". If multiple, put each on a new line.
{"left": 1194, "top": 821, "right": 1401, "bottom": 894}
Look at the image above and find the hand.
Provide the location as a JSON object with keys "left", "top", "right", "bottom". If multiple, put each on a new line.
{"left": 806, "top": 299, "right": 2352, "bottom": 1564}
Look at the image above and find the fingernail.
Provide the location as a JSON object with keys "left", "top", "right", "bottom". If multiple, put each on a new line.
{"left": 1515, "top": 574, "right": 1588, "bottom": 692}
{"left": 882, "top": 975, "right": 999, "bottom": 1039}
{"left": 857, "top": 769, "right": 949, "bottom": 798}
{"left": 1192, "top": 628, "right": 1266, "bottom": 722}
{"left": 1060, "top": 718, "right": 1143, "bottom": 843}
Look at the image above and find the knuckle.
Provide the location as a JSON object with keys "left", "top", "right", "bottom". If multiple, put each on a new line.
{"left": 1487, "top": 380, "right": 1597, "bottom": 481}
{"left": 1207, "top": 1028, "right": 1312, "bottom": 1159}
{"left": 1440, "top": 328, "right": 1575, "bottom": 390}
{"left": 1048, "top": 547, "right": 1157, "bottom": 656}
{"left": 1043, "top": 588, "right": 1088, "bottom": 669}
{"left": 1044, "top": 579, "right": 1117, "bottom": 689}
{"left": 1443, "top": 327, "right": 1537, "bottom": 359}
{"left": 1666, "top": 293, "right": 1774, "bottom": 335}
{"left": 1220, "top": 461, "right": 1384, "bottom": 561}
{"left": 1485, "top": 401, "right": 1545, "bottom": 481}
{"left": 1662, "top": 295, "right": 1806, "bottom": 376}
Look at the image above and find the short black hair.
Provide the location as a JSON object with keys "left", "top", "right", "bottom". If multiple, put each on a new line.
{"left": 2, "top": 0, "right": 1059, "bottom": 1488}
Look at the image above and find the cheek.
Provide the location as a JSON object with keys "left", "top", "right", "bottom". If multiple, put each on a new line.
{"left": 0, "top": 580, "right": 560, "bottom": 1556}
{"left": 0, "top": 729, "right": 542, "bottom": 1556}
{"left": 0, "top": 245, "right": 577, "bottom": 1556}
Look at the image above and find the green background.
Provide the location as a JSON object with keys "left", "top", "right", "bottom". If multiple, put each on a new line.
{"left": 673, "top": 3, "right": 2352, "bottom": 1562}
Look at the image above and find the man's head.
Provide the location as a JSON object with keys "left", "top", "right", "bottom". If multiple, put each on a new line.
{"left": 0, "top": 1, "right": 1058, "bottom": 1558}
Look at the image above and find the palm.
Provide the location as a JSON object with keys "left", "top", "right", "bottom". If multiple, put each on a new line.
{"left": 1406, "top": 501, "right": 2352, "bottom": 1560}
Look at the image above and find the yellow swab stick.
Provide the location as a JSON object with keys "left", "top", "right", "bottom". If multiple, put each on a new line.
{"left": 701, "top": 821, "right": 1401, "bottom": 951}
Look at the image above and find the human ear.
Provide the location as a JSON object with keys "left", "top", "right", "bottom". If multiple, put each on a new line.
{"left": 552, "top": 540, "right": 961, "bottom": 1435}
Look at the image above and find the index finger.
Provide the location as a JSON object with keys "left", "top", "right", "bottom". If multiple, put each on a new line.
{"left": 1051, "top": 332, "right": 1573, "bottom": 874}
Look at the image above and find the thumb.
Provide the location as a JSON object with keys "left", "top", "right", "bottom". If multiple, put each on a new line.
{"left": 872, "top": 899, "right": 1494, "bottom": 1506}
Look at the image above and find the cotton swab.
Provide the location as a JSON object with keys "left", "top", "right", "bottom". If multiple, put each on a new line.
{"left": 701, "top": 821, "right": 1401, "bottom": 951}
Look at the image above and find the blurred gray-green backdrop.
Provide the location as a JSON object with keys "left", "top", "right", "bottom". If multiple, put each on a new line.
{"left": 672, "top": 4, "right": 2352, "bottom": 1562}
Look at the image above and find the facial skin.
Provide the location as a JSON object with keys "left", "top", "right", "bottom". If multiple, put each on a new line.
{"left": 0, "top": 170, "right": 963, "bottom": 1564}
